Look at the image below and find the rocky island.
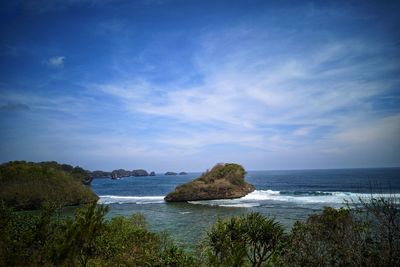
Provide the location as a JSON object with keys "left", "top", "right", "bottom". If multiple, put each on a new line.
{"left": 164, "top": 163, "right": 254, "bottom": 202}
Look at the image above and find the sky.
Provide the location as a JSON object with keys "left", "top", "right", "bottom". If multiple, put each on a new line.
{"left": 0, "top": 0, "right": 399, "bottom": 172}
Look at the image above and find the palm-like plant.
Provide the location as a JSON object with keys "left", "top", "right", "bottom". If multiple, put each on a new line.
{"left": 204, "top": 212, "right": 285, "bottom": 266}
{"left": 242, "top": 212, "right": 285, "bottom": 267}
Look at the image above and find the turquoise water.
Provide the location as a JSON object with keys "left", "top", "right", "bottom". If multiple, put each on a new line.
{"left": 91, "top": 168, "right": 400, "bottom": 248}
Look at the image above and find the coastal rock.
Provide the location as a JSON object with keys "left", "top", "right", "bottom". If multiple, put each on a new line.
{"left": 179, "top": 172, "right": 188, "bottom": 175}
{"left": 132, "top": 169, "right": 149, "bottom": 176}
{"left": 111, "top": 169, "right": 131, "bottom": 179}
{"left": 164, "top": 163, "right": 254, "bottom": 202}
{"left": 165, "top": 171, "right": 178, "bottom": 175}
{"left": 149, "top": 171, "right": 156, "bottom": 176}
{"left": 91, "top": 170, "right": 111, "bottom": 178}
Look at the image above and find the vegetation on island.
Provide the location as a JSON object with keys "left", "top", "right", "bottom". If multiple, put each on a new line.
{"left": 165, "top": 163, "right": 255, "bottom": 202}
{"left": 0, "top": 195, "right": 398, "bottom": 266}
{"left": 0, "top": 161, "right": 98, "bottom": 210}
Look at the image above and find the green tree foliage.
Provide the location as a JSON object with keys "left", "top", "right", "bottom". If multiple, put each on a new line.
{"left": 0, "top": 202, "right": 196, "bottom": 267}
{"left": 283, "top": 199, "right": 400, "bottom": 267}
{"left": 283, "top": 207, "right": 371, "bottom": 266}
{"left": 205, "top": 216, "right": 247, "bottom": 267}
{"left": 241, "top": 213, "right": 285, "bottom": 267}
{"left": 203, "top": 212, "right": 285, "bottom": 267}
{"left": 1, "top": 194, "right": 398, "bottom": 266}
{"left": 0, "top": 161, "right": 97, "bottom": 210}
{"left": 356, "top": 196, "right": 400, "bottom": 266}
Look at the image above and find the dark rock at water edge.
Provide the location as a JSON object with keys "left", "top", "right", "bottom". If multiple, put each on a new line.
{"left": 165, "top": 172, "right": 178, "bottom": 175}
{"left": 149, "top": 171, "right": 156, "bottom": 176}
{"left": 165, "top": 163, "right": 255, "bottom": 202}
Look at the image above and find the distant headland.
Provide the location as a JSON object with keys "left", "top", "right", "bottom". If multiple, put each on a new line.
{"left": 0, "top": 161, "right": 98, "bottom": 210}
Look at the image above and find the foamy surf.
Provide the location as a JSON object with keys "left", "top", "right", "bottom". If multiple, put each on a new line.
{"left": 98, "top": 195, "right": 165, "bottom": 205}
{"left": 188, "top": 199, "right": 260, "bottom": 208}
{"left": 187, "top": 190, "right": 400, "bottom": 207}
{"left": 98, "top": 191, "right": 400, "bottom": 207}
{"left": 241, "top": 190, "right": 400, "bottom": 204}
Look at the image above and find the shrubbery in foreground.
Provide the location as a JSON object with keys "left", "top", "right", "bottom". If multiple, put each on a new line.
{"left": 0, "top": 196, "right": 399, "bottom": 266}
{"left": 0, "top": 203, "right": 196, "bottom": 267}
{"left": 202, "top": 196, "right": 399, "bottom": 267}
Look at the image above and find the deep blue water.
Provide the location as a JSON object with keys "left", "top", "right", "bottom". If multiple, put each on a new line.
{"left": 91, "top": 168, "right": 400, "bottom": 247}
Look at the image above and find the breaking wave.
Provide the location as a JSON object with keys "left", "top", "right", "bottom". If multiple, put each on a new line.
{"left": 98, "top": 190, "right": 399, "bottom": 207}
{"left": 241, "top": 190, "right": 400, "bottom": 204}
{"left": 98, "top": 195, "right": 165, "bottom": 205}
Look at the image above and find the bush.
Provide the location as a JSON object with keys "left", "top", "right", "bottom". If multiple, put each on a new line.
{"left": 283, "top": 207, "right": 371, "bottom": 266}
{"left": 283, "top": 198, "right": 400, "bottom": 267}
{"left": 0, "top": 202, "right": 196, "bottom": 266}
{"left": 203, "top": 212, "right": 285, "bottom": 267}
{"left": 0, "top": 161, "right": 98, "bottom": 210}
{"left": 356, "top": 196, "right": 400, "bottom": 266}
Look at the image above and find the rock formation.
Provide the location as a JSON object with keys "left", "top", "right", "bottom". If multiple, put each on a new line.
{"left": 131, "top": 169, "right": 149, "bottom": 176}
{"left": 164, "top": 163, "right": 254, "bottom": 202}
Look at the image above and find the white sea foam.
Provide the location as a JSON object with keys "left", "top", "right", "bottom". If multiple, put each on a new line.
{"left": 98, "top": 195, "right": 165, "bottom": 205}
{"left": 241, "top": 190, "right": 400, "bottom": 204}
{"left": 188, "top": 199, "right": 260, "bottom": 208}
{"left": 219, "top": 203, "right": 261, "bottom": 208}
{"left": 99, "top": 191, "right": 400, "bottom": 207}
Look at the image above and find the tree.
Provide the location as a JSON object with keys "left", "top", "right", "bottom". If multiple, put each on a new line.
{"left": 242, "top": 212, "right": 285, "bottom": 267}
{"left": 283, "top": 207, "right": 372, "bottom": 266}
{"left": 356, "top": 196, "right": 400, "bottom": 266}
{"left": 205, "top": 216, "right": 247, "bottom": 267}
{"left": 203, "top": 212, "right": 285, "bottom": 267}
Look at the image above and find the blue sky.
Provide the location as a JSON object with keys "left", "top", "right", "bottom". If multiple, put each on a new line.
{"left": 0, "top": 0, "right": 399, "bottom": 171}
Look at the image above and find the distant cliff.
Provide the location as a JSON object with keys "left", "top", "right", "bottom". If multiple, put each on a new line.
{"left": 0, "top": 161, "right": 98, "bottom": 210}
{"left": 165, "top": 163, "right": 254, "bottom": 202}
{"left": 89, "top": 169, "right": 150, "bottom": 179}
{"left": 91, "top": 170, "right": 111, "bottom": 178}
{"left": 110, "top": 169, "right": 149, "bottom": 179}
{"left": 164, "top": 171, "right": 188, "bottom": 176}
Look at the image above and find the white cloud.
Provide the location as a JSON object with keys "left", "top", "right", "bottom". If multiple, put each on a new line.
{"left": 293, "top": 127, "right": 314, "bottom": 136}
{"left": 92, "top": 25, "right": 400, "bottom": 169}
{"left": 46, "top": 56, "right": 65, "bottom": 68}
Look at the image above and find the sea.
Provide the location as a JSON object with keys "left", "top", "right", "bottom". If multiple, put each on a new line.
{"left": 91, "top": 168, "right": 400, "bottom": 248}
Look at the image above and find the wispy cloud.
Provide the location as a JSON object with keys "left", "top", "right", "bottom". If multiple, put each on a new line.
{"left": 0, "top": 103, "right": 30, "bottom": 112}
{"left": 45, "top": 56, "right": 66, "bottom": 69}
{"left": 1, "top": 1, "right": 399, "bottom": 170}
{"left": 89, "top": 22, "right": 400, "bottom": 169}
